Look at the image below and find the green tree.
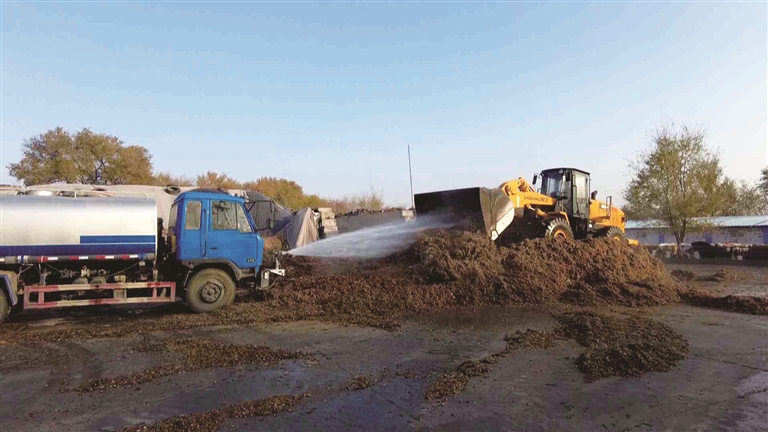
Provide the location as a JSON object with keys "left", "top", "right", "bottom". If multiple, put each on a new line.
{"left": 8, "top": 127, "right": 154, "bottom": 185}
{"left": 196, "top": 171, "right": 242, "bottom": 189}
{"left": 623, "top": 123, "right": 731, "bottom": 245}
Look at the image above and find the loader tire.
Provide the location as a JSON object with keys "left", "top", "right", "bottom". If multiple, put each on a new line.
{"left": 544, "top": 218, "right": 573, "bottom": 240}
{"left": 0, "top": 291, "right": 11, "bottom": 324}
{"left": 600, "top": 227, "right": 626, "bottom": 242}
{"left": 185, "top": 269, "right": 235, "bottom": 314}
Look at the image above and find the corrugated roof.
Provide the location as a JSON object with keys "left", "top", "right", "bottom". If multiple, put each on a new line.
{"left": 626, "top": 215, "right": 768, "bottom": 230}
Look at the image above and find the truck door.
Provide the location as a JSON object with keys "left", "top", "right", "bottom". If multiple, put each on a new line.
{"left": 178, "top": 199, "right": 205, "bottom": 260}
{"left": 207, "top": 199, "right": 259, "bottom": 269}
{"left": 572, "top": 171, "right": 590, "bottom": 219}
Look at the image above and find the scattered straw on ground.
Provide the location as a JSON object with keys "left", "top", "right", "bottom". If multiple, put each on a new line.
{"left": 74, "top": 339, "right": 307, "bottom": 393}
{"left": 671, "top": 268, "right": 747, "bottom": 283}
{"left": 122, "top": 394, "right": 309, "bottom": 432}
{"left": 670, "top": 270, "right": 697, "bottom": 282}
{"left": 346, "top": 375, "right": 376, "bottom": 391}
{"left": 425, "top": 329, "right": 558, "bottom": 401}
{"left": 678, "top": 289, "right": 768, "bottom": 315}
{"left": 555, "top": 312, "right": 689, "bottom": 382}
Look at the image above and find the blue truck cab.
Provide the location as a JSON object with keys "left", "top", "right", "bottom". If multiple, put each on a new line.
{"left": 166, "top": 190, "right": 283, "bottom": 313}
{"left": 170, "top": 191, "right": 264, "bottom": 270}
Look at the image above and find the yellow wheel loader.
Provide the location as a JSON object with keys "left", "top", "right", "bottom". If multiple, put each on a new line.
{"left": 414, "top": 167, "right": 637, "bottom": 245}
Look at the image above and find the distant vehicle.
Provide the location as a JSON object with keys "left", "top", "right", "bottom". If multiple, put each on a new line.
{"left": 0, "top": 190, "right": 284, "bottom": 323}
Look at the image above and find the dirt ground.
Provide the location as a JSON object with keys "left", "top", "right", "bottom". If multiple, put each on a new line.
{"left": 1, "top": 259, "right": 766, "bottom": 431}
{"left": 666, "top": 263, "right": 768, "bottom": 297}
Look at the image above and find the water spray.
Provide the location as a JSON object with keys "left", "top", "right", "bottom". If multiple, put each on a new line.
{"left": 288, "top": 215, "right": 454, "bottom": 259}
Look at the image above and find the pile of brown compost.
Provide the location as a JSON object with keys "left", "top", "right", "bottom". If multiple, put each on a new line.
{"left": 261, "top": 231, "right": 683, "bottom": 329}
{"left": 555, "top": 312, "right": 689, "bottom": 382}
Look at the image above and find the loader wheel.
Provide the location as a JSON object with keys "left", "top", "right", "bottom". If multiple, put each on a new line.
{"left": 600, "top": 227, "right": 626, "bottom": 242}
{"left": 544, "top": 218, "right": 574, "bottom": 240}
{"left": 0, "top": 291, "right": 11, "bottom": 324}
{"left": 185, "top": 269, "right": 235, "bottom": 313}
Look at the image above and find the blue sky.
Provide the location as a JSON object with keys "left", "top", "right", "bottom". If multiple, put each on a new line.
{"left": 2, "top": 2, "right": 766, "bottom": 207}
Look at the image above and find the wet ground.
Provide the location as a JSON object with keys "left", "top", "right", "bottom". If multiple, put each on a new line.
{"left": 1, "top": 265, "right": 767, "bottom": 432}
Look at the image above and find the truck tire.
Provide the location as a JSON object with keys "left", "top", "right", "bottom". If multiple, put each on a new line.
{"left": 544, "top": 218, "right": 573, "bottom": 239}
{"left": 599, "top": 227, "right": 626, "bottom": 242}
{"left": 185, "top": 269, "right": 235, "bottom": 313}
{"left": 0, "top": 291, "right": 11, "bottom": 324}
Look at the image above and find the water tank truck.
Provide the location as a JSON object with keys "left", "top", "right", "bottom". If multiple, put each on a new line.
{"left": 0, "top": 189, "right": 285, "bottom": 323}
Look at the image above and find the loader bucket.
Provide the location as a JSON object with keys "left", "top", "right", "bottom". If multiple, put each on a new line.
{"left": 414, "top": 187, "right": 517, "bottom": 240}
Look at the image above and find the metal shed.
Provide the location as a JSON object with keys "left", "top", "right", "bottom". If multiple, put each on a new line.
{"left": 626, "top": 216, "right": 768, "bottom": 245}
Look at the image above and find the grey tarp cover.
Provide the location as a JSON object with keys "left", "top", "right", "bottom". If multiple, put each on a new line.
{"left": 244, "top": 191, "right": 293, "bottom": 236}
{"left": 6, "top": 184, "right": 318, "bottom": 249}
{"left": 279, "top": 208, "right": 320, "bottom": 250}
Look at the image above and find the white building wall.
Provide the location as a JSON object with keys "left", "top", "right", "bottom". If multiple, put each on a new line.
{"left": 627, "top": 227, "right": 766, "bottom": 245}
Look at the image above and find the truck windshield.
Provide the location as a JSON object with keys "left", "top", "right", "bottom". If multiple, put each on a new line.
{"left": 540, "top": 173, "right": 564, "bottom": 197}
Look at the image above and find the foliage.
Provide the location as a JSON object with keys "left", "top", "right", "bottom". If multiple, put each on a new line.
{"left": 8, "top": 127, "right": 154, "bottom": 185}
{"left": 195, "top": 171, "right": 243, "bottom": 189}
{"left": 243, "top": 177, "right": 317, "bottom": 210}
{"left": 760, "top": 167, "right": 768, "bottom": 209}
{"left": 8, "top": 128, "right": 391, "bottom": 212}
{"left": 326, "top": 188, "right": 385, "bottom": 214}
{"left": 720, "top": 179, "right": 767, "bottom": 216}
{"left": 152, "top": 171, "right": 195, "bottom": 187}
{"left": 761, "top": 167, "right": 768, "bottom": 193}
{"left": 623, "top": 123, "right": 731, "bottom": 244}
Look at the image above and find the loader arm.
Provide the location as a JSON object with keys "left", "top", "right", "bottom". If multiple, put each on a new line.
{"left": 498, "top": 177, "right": 558, "bottom": 209}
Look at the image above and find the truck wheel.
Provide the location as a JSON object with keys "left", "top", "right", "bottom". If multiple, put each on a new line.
{"left": 185, "top": 269, "right": 235, "bottom": 313}
{"left": 0, "top": 291, "right": 11, "bottom": 324}
{"left": 599, "top": 227, "right": 626, "bottom": 242}
{"left": 544, "top": 218, "right": 573, "bottom": 239}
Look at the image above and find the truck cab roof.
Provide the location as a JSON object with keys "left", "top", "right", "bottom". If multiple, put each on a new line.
{"left": 174, "top": 190, "right": 244, "bottom": 203}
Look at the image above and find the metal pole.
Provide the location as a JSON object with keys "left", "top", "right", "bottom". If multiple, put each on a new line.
{"left": 408, "top": 145, "right": 414, "bottom": 210}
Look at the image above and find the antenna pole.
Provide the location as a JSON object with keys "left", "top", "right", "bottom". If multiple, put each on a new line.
{"left": 408, "top": 145, "right": 414, "bottom": 210}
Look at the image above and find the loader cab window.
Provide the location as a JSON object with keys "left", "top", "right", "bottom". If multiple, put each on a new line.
{"left": 573, "top": 172, "right": 589, "bottom": 200}
{"left": 541, "top": 173, "right": 564, "bottom": 197}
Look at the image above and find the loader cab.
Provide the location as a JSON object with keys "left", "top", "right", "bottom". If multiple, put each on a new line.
{"left": 538, "top": 168, "right": 591, "bottom": 220}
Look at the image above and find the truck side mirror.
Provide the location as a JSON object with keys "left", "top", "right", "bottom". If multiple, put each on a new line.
{"left": 532, "top": 174, "right": 538, "bottom": 185}
{"left": 591, "top": 190, "right": 598, "bottom": 200}
{"left": 565, "top": 172, "right": 572, "bottom": 182}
